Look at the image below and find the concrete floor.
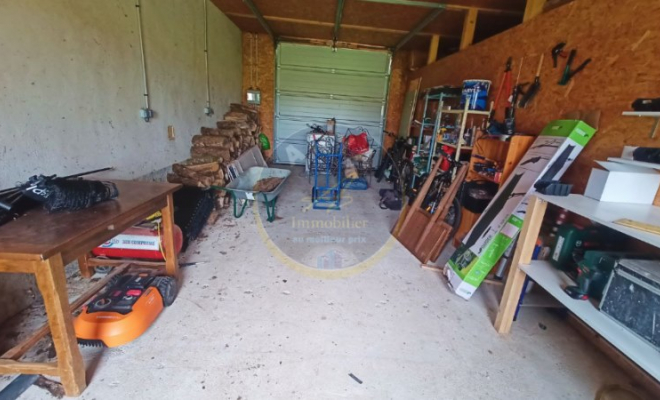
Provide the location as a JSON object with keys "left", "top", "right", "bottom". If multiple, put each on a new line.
{"left": 4, "top": 167, "right": 633, "bottom": 399}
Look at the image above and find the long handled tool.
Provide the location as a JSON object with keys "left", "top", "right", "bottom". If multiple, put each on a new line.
{"left": 519, "top": 54, "right": 545, "bottom": 108}
{"left": 490, "top": 57, "right": 513, "bottom": 123}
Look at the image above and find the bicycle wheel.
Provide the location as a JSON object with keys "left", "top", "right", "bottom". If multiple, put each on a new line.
{"left": 445, "top": 197, "right": 462, "bottom": 234}
{"left": 375, "top": 151, "right": 391, "bottom": 182}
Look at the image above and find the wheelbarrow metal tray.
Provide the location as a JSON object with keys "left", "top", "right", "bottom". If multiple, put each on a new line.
{"left": 225, "top": 167, "right": 291, "bottom": 202}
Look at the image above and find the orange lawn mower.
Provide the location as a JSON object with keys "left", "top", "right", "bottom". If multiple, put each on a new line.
{"left": 74, "top": 271, "right": 177, "bottom": 348}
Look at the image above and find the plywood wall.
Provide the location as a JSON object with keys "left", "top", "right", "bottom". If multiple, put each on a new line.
{"left": 242, "top": 33, "right": 276, "bottom": 158}
{"left": 241, "top": 34, "right": 411, "bottom": 155}
{"left": 410, "top": 0, "right": 660, "bottom": 192}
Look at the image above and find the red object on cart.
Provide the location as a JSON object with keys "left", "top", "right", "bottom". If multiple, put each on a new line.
{"left": 92, "top": 225, "right": 183, "bottom": 260}
{"left": 440, "top": 145, "right": 456, "bottom": 172}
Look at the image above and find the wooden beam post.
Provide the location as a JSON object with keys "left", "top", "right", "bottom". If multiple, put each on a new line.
{"left": 523, "top": 0, "right": 547, "bottom": 22}
{"left": 460, "top": 8, "right": 478, "bottom": 50}
{"left": 494, "top": 196, "right": 547, "bottom": 334}
{"left": 427, "top": 34, "right": 440, "bottom": 64}
{"left": 35, "top": 254, "right": 86, "bottom": 395}
{"left": 161, "top": 193, "right": 180, "bottom": 277}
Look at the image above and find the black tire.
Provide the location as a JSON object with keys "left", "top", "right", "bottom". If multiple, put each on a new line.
{"left": 445, "top": 197, "right": 462, "bottom": 234}
{"left": 152, "top": 276, "right": 178, "bottom": 307}
{"left": 375, "top": 152, "right": 391, "bottom": 182}
{"left": 95, "top": 265, "right": 113, "bottom": 274}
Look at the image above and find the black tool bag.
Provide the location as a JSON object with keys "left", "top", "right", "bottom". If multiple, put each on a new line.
{"left": 378, "top": 189, "right": 402, "bottom": 211}
{"left": 21, "top": 176, "right": 119, "bottom": 212}
{"left": 632, "top": 98, "right": 660, "bottom": 112}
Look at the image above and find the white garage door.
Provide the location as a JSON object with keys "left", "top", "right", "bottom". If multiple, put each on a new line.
{"left": 274, "top": 43, "right": 391, "bottom": 165}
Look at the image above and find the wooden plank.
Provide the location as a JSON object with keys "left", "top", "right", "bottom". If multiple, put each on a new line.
{"left": 415, "top": 164, "right": 469, "bottom": 262}
{"left": 77, "top": 253, "right": 93, "bottom": 279}
{"left": 494, "top": 195, "right": 547, "bottom": 334}
{"left": 86, "top": 257, "right": 166, "bottom": 268}
{"left": 34, "top": 255, "right": 86, "bottom": 396}
{"left": 0, "top": 259, "right": 38, "bottom": 274}
{"left": 459, "top": 8, "right": 478, "bottom": 50}
{"left": 523, "top": 0, "right": 547, "bottom": 22}
{"left": 1, "top": 264, "right": 130, "bottom": 361}
{"left": 161, "top": 194, "right": 179, "bottom": 277}
{"left": 427, "top": 34, "right": 440, "bottom": 64}
{"left": 0, "top": 360, "right": 59, "bottom": 376}
{"left": 613, "top": 218, "right": 660, "bottom": 235}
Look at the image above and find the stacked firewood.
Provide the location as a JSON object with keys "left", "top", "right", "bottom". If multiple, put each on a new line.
{"left": 167, "top": 103, "right": 261, "bottom": 208}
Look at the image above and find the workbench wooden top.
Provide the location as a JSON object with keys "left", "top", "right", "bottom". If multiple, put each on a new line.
{"left": 0, "top": 180, "right": 181, "bottom": 262}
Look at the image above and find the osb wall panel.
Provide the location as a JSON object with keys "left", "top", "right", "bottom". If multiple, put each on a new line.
{"left": 242, "top": 33, "right": 275, "bottom": 158}
{"left": 242, "top": 34, "right": 410, "bottom": 155}
{"left": 384, "top": 50, "right": 411, "bottom": 150}
{"left": 410, "top": 0, "right": 660, "bottom": 192}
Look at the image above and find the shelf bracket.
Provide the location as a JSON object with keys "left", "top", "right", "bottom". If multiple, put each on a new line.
{"left": 650, "top": 118, "right": 660, "bottom": 139}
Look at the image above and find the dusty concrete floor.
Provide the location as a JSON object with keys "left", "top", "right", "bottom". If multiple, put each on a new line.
{"left": 2, "top": 167, "right": 634, "bottom": 399}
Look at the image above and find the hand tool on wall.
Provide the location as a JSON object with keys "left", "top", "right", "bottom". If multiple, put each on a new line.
{"left": 551, "top": 42, "right": 567, "bottom": 68}
{"left": 518, "top": 54, "right": 545, "bottom": 108}
{"left": 490, "top": 57, "right": 513, "bottom": 123}
{"left": 559, "top": 49, "right": 592, "bottom": 85}
{"left": 504, "top": 58, "right": 525, "bottom": 135}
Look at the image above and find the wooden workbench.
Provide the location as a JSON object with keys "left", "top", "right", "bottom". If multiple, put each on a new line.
{"left": 0, "top": 180, "right": 181, "bottom": 396}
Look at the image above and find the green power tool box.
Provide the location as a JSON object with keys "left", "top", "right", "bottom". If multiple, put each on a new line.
{"left": 569, "top": 251, "right": 643, "bottom": 300}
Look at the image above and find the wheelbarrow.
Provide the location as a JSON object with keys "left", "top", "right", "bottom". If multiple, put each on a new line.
{"left": 212, "top": 147, "right": 290, "bottom": 222}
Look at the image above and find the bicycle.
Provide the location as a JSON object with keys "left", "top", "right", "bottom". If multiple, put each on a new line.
{"left": 375, "top": 131, "right": 414, "bottom": 196}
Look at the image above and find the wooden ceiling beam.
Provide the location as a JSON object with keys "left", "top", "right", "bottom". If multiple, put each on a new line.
{"left": 333, "top": 0, "right": 346, "bottom": 42}
{"left": 394, "top": 7, "right": 445, "bottom": 51}
{"left": 427, "top": 34, "right": 440, "bottom": 64}
{"left": 241, "top": 0, "right": 276, "bottom": 42}
{"left": 224, "top": 12, "right": 461, "bottom": 38}
{"left": 357, "top": 0, "right": 523, "bottom": 16}
{"left": 523, "top": 0, "right": 547, "bottom": 22}
{"left": 459, "top": 8, "right": 478, "bottom": 50}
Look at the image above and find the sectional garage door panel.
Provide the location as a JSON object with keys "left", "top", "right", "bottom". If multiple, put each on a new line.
{"left": 278, "top": 95, "right": 385, "bottom": 123}
{"left": 278, "top": 45, "right": 390, "bottom": 74}
{"left": 278, "top": 69, "right": 389, "bottom": 99}
{"left": 275, "top": 43, "right": 391, "bottom": 165}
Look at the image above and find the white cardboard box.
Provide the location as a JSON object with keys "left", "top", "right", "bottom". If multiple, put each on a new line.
{"left": 584, "top": 161, "right": 660, "bottom": 204}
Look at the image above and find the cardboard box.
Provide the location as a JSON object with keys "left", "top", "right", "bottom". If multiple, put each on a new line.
{"left": 445, "top": 120, "right": 596, "bottom": 300}
{"left": 584, "top": 161, "right": 660, "bottom": 204}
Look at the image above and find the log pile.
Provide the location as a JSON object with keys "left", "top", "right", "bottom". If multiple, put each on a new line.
{"left": 167, "top": 103, "right": 261, "bottom": 208}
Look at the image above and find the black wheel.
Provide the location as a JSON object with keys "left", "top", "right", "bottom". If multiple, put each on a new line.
{"left": 375, "top": 152, "right": 391, "bottom": 182}
{"left": 445, "top": 197, "right": 462, "bottom": 234}
{"left": 95, "top": 265, "right": 113, "bottom": 274}
{"left": 152, "top": 276, "right": 178, "bottom": 307}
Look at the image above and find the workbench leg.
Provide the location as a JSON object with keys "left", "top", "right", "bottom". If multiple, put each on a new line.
{"left": 35, "top": 255, "right": 86, "bottom": 396}
{"left": 161, "top": 193, "right": 179, "bottom": 277}
{"left": 77, "top": 253, "right": 94, "bottom": 279}
{"left": 494, "top": 196, "right": 547, "bottom": 334}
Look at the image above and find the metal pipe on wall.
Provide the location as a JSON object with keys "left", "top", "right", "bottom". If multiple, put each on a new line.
{"left": 203, "top": 0, "right": 214, "bottom": 116}
{"left": 135, "top": 0, "right": 153, "bottom": 122}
